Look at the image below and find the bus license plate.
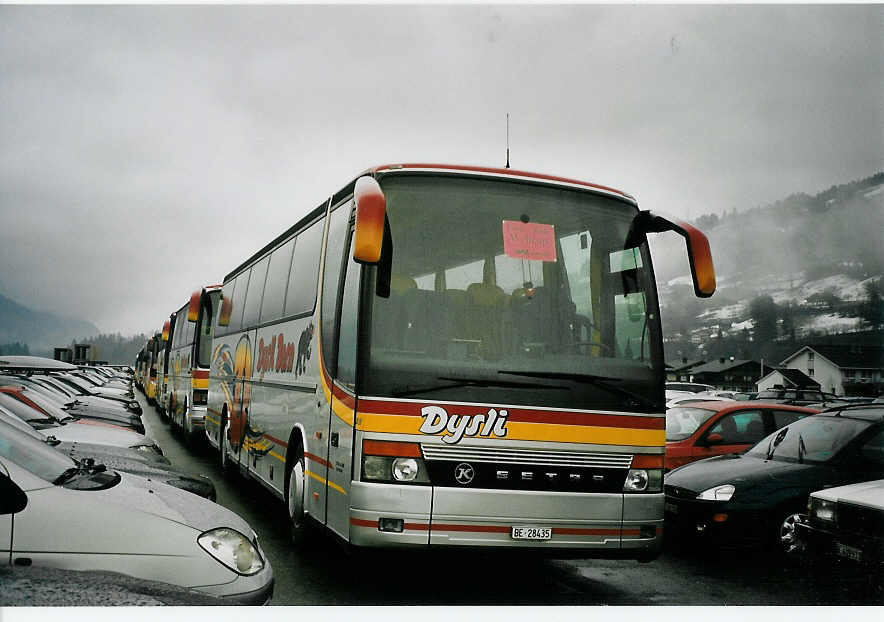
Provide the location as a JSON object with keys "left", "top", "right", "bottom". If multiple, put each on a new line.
{"left": 512, "top": 526, "right": 552, "bottom": 540}
{"left": 835, "top": 542, "right": 862, "bottom": 562}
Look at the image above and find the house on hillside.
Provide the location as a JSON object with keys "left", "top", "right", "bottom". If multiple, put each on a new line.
{"left": 777, "top": 344, "right": 884, "bottom": 395}
{"left": 756, "top": 367, "right": 821, "bottom": 392}
{"left": 665, "top": 358, "right": 706, "bottom": 382}
{"left": 688, "top": 358, "right": 762, "bottom": 392}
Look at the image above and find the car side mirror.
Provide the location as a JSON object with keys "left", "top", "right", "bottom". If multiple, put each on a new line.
{"left": 701, "top": 433, "right": 724, "bottom": 446}
{"left": 0, "top": 472, "right": 28, "bottom": 515}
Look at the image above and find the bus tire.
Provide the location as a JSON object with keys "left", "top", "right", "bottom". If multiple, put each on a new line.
{"left": 285, "top": 440, "right": 312, "bottom": 549}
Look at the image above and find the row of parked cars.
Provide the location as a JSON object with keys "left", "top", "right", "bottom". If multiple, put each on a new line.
{"left": 661, "top": 382, "right": 884, "bottom": 570}
{"left": 0, "top": 355, "right": 274, "bottom": 604}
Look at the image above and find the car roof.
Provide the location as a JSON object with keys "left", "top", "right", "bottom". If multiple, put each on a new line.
{"left": 669, "top": 401, "right": 817, "bottom": 413}
{"left": 0, "top": 356, "right": 78, "bottom": 372}
{"left": 816, "top": 404, "right": 884, "bottom": 421}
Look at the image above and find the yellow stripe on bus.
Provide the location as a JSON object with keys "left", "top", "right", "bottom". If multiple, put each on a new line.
{"left": 192, "top": 378, "right": 209, "bottom": 390}
{"left": 306, "top": 469, "right": 347, "bottom": 495}
{"left": 332, "top": 397, "right": 354, "bottom": 426}
{"left": 355, "top": 412, "right": 664, "bottom": 447}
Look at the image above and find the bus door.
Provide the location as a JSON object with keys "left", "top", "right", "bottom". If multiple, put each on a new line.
{"left": 322, "top": 203, "right": 357, "bottom": 539}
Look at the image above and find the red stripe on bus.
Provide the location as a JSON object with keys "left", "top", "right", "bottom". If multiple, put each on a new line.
{"left": 262, "top": 433, "right": 288, "bottom": 448}
{"left": 369, "top": 164, "right": 633, "bottom": 199}
{"left": 357, "top": 399, "right": 663, "bottom": 430}
{"left": 193, "top": 370, "right": 209, "bottom": 380}
{"left": 305, "top": 452, "right": 332, "bottom": 469}
{"left": 350, "top": 519, "right": 641, "bottom": 537}
{"left": 332, "top": 385, "right": 356, "bottom": 409}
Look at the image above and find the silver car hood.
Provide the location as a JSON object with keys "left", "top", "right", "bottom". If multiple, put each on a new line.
{"left": 812, "top": 479, "right": 884, "bottom": 510}
{"left": 43, "top": 421, "right": 153, "bottom": 448}
{"left": 106, "top": 472, "right": 253, "bottom": 535}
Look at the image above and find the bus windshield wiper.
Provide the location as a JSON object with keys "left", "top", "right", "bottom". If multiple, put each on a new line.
{"left": 798, "top": 433, "right": 807, "bottom": 464}
{"left": 497, "top": 370, "right": 657, "bottom": 409}
{"left": 392, "top": 376, "right": 565, "bottom": 398}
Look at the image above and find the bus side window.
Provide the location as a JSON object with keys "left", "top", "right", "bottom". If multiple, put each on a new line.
{"left": 226, "top": 270, "right": 251, "bottom": 334}
{"left": 337, "top": 236, "right": 360, "bottom": 391}
{"left": 259, "top": 238, "right": 295, "bottom": 324}
{"left": 321, "top": 204, "right": 352, "bottom": 378}
{"left": 241, "top": 256, "right": 270, "bottom": 330}
{"left": 285, "top": 219, "right": 324, "bottom": 317}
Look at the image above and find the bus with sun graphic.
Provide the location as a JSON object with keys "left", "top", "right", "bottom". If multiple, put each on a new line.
{"left": 205, "top": 163, "right": 715, "bottom": 559}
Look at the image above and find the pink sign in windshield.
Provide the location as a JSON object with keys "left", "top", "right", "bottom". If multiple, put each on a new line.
{"left": 502, "top": 220, "right": 557, "bottom": 262}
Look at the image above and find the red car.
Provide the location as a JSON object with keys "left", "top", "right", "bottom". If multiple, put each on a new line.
{"left": 665, "top": 402, "right": 818, "bottom": 471}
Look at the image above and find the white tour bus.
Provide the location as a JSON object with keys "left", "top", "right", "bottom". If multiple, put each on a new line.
{"left": 167, "top": 285, "right": 222, "bottom": 442}
{"left": 206, "top": 163, "right": 715, "bottom": 558}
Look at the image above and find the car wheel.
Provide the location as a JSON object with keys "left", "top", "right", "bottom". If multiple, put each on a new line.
{"left": 285, "top": 444, "right": 312, "bottom": 548}
{"left": 777, "top": 511, "right": 803, "bottom": 555}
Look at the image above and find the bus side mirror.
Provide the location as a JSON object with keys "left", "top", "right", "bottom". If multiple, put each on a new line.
{"left": 187, "top": 289, "right": 201, "bottom": 322}
{"left": 628, "top": 210, "right": 716, "bottom": 298}
{"left": 0, "top": 472, "right": 28, "bottom": 515}
{"left": 353, "top": 176, "right": 386, "bottom": 264}
{"left": 161, "top": 320, "right": 171, "bottom": 343}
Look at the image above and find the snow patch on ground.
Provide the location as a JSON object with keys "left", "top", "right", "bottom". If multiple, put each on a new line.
{"left": 801, "top": 313, "right": 863, "bottom": 334}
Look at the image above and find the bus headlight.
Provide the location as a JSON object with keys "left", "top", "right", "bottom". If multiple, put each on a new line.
{"left": 392, "top": 458, "right": 419, "bottom": 482}
{"left": 361, "top": 441, "right": 430, "bottom": 484}
{"left": 623, "top": 469, "right": 662, "bottom": 492}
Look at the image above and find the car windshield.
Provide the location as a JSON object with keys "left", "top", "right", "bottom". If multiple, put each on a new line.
{"left": 0, "top": 392, "right": 56, "bottom": 425}
{"left": 746, "top": 415, "right": 873, "bottom": 464}
{"left": 666, "top": 407, "right": 718, "bottom": 441}
{"left": 11, "top": 387, "right": 70, "bottom": 420}
{"left": 363, "top": 174, "right": 663, "bottom": 411}
{"left": 0, "top": 419, "right": 75, "bottom": 482}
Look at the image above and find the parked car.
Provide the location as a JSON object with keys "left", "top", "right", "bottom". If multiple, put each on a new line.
{"left": 732, "top": 392, "right": 758, "bottom": 401}
{"left": 0, "top": 406, "right": 215, "bottom": 500}
{"left": 664, "top": 404, "right": 884, "bottom": 552}
{"left": 666, "top": 382, "right": 717, "bottom": 394}
{"left": 665, "top": 394, "right": 734, "bottom": 410}
{"left": 1, "top": 565, "right": 226, "bottom": 606}
{"left": 0, "top": 391, "right": 163, "bottom": 456}
{"left": 0, "top": 356, "right": 141, "bottom": 414}
{"left": 755, "top": 387, "right": 843, "bottom": 407}
{"left": 0, "top": 420, "right": 274, "bottom": 603}
{"left": 795, "top": 479, "right": 883, "bottom": 567}
{"left": 0, "top": 377, "right": 144, "bottom": 433}
{"left": 0, "top": 383, "right": 144, "bottom": 435}
{"left": 665, "top": 402, "right": 818, "bottom": 471}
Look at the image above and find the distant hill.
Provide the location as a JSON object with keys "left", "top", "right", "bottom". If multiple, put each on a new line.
{"left": 654, "top": 172, "right": 884, "bottom": 362}
{"left": 0, "top": 293, "right": 99, "bottom": 355}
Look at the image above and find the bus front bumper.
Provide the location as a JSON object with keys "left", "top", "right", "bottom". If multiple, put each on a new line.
{"left": 349, "top": 482, "right": 662, "bottom": 557}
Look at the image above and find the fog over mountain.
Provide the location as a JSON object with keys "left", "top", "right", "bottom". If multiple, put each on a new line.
{"left": 652, "top": 172, "right": 884, "bottom": 363}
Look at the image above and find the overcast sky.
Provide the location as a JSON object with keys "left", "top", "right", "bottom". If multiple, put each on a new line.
{"left": 0, "top": 4, "right": 881, "bottom": 337}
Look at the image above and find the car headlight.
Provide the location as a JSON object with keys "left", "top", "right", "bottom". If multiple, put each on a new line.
{"left": 198, "top": 528, "right": 264, "bottom": 575}
{"left": 623, "top": 469, "right": 663, "bottom": 492}
{"left": 697, "top": 484, "right": 735, "bottom": 501}
{"left": 809, "top": 497, "right": 837, "bottom": 523}
{"left": 130, "top": 443, "right": 163, "bottom": 455}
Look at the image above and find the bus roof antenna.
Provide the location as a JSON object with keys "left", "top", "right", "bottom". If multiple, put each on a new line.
{"left": 505, "top": 113, "right": 510, "bottom": 169}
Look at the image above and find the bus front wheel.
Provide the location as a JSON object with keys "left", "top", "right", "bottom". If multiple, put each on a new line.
{"left": 285, "top": 444, "right": 311, "bottom": 548}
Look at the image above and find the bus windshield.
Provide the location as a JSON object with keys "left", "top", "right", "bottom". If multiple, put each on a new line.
{"left": 363, "top": 174, "right": 663, "bottom": 411}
